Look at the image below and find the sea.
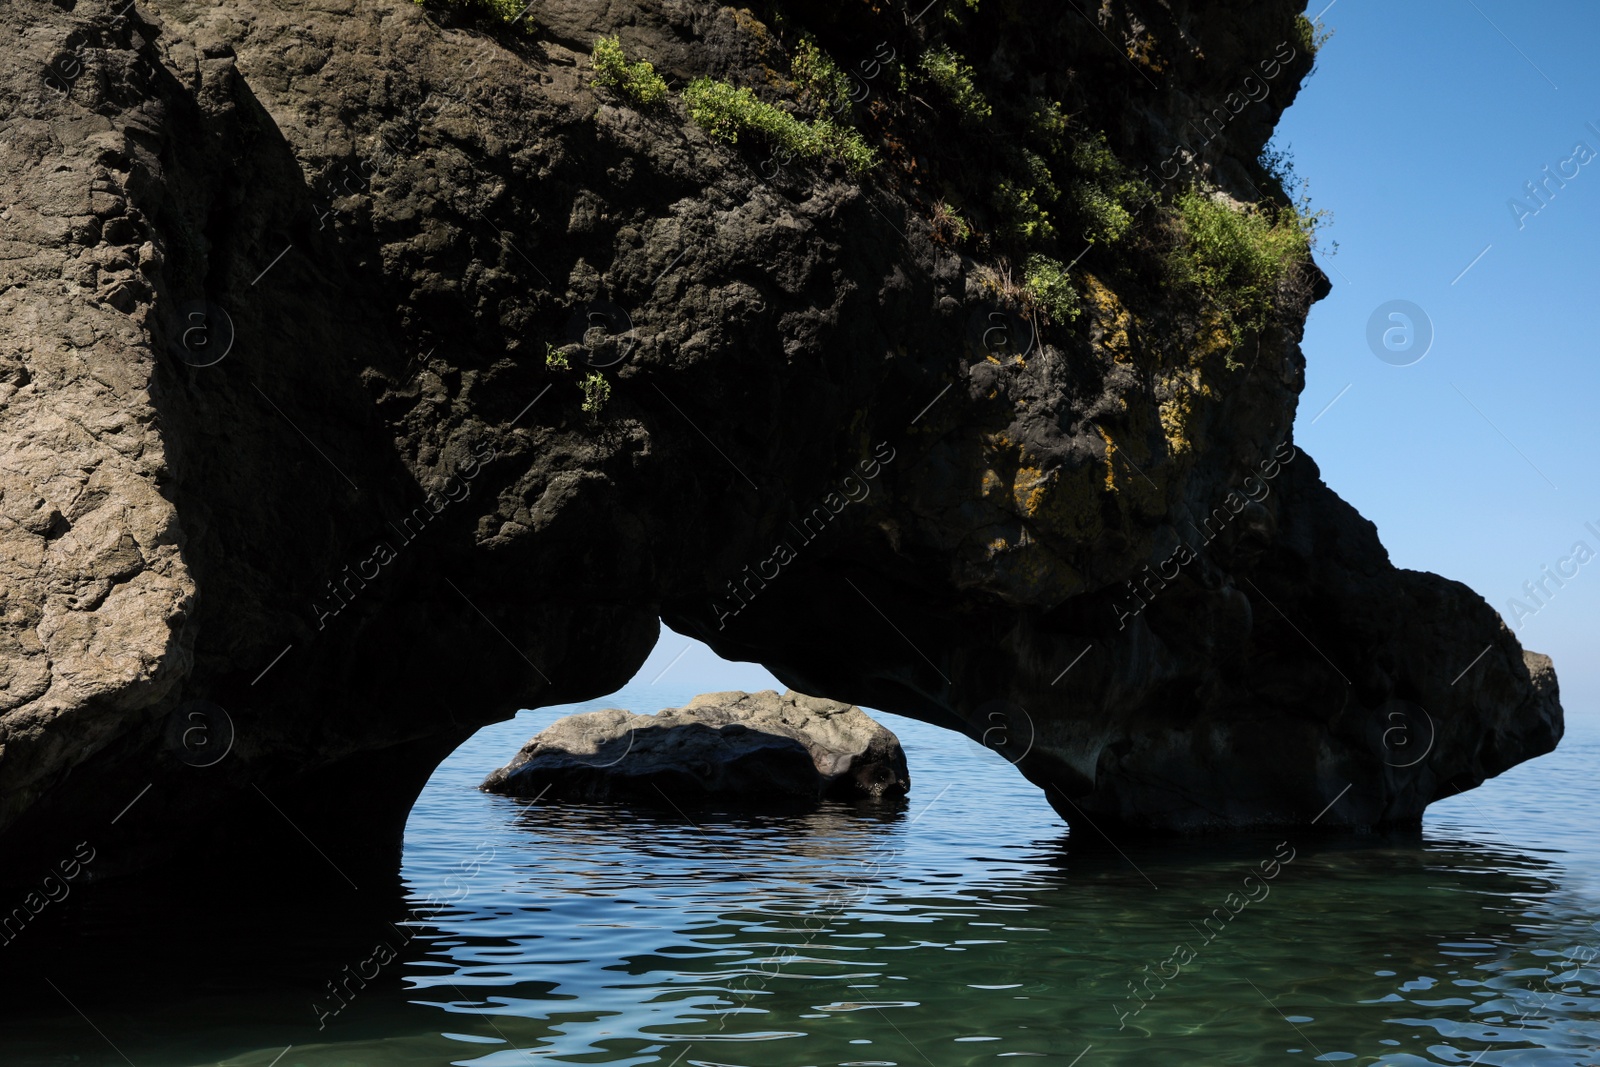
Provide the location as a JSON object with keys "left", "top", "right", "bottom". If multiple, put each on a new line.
{"left": 0, "top": 659, "right": 1595, "bottom": 1066}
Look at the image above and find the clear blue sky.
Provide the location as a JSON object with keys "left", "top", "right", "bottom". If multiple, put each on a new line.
{"left": 1279, "top": 0, "right": 1599, "bottom": 721}
{"left": 627, "top": 1, "right": 1599, "bottom": 727}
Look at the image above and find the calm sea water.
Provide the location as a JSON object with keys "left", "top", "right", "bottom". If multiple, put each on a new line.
{"left": 1, "top": 680, "right": 1596, "bottom": 1066}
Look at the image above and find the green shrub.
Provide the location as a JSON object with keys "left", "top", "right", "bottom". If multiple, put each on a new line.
{"left": 1066, "top": 134, "right": 1148, "bottom": 245}
{"left": 1259, "top": 144, "right": 1334, "bottom": 259}
{"left": 545, "top": 342, "right": 569, "bottom": 371}
{"left": 941, "top": 0, "right": 982, "bottom": 23}
{"left": 1170, "top": 187, "right": 1313, "bottom": 352}
{"left": 1027, "top": 98, "right": 1070, "bottom": 144}
{"left": 580, "top": 372, "right": 611, "bottom": 414}
{"left": 1021, "top": 150, "right": 1061, "bottom": 203}
{"left": 1023, "top": 254, "right": 1081, "bottom": 324}
{"left": 1072, "top": 186, "right": 1133, "bottom": 244}
{"left": 1293, "top": 14, "right": 1334, "bottom": 58}
{"left": 683, "top": 78, "right": 877, "bottom": 173}
{"left": 1258, "top": 142, "right": 1299, "bottom": 193}
{"left": 592, "top": 36, "right": 669, "bottom": 108}
{"left": 931, "top": 200, "right": 972, "bottom": 245}
{"left": 792, "top": 37, "right": 853, "bottom": 119}
{"left": 994, "top": 179, "right": 1054, "bottom": 242}
{"left": 916, "top": 46, "right": 991, "bottom": 125}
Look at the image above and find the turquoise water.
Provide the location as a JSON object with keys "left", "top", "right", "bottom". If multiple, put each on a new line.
{"left": 2, "top": 681, "right": 1597, "bottom": 1065}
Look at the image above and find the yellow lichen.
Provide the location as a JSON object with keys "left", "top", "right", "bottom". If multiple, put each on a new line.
{"left": 1013, "top": 465, "right": 1050, "bottom": 517}
{"left": 980, "top": 468, "right": 1008, "bottom": 504}
{"left": 1158, "top": 367, "right": 1210, "bottom": 457}
{"left": 1098, "top": 423, "right": 1118, "bottom": 491}
{"left": 1193, "top": 309, "right": 1235, "bottom": 366}
{"left": 1026, "top": 461, "right": 1105, "bottom": 545}
{"left": 1159, "top": 396, "right": 1192, "bottom": 455}
{"left": 1094, "top": 418, "right": 1167, "bottom": 520}
{"left": 1129, "top": 33, "right": 1167, "bottom": 74}
{"left": 1082, "top": 274, "right": 1134, "bottom": 364}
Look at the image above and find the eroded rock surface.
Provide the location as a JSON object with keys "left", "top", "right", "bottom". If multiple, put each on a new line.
{"left": 0, "top": 0, "right": 1561, "bottom": 887}
{"left": 483, "top": 689, "right": 910, "bottom": 803}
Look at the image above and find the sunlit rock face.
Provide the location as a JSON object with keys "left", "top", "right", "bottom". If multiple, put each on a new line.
{"left": 482, "top": 689, "right": 910, "bottom": 803}
{"left": 0, "top": 0, "right": 1558, "bottom": 887}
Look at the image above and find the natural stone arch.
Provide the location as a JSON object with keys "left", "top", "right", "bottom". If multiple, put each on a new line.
{"left": 0, "top": 0, "right": 1557, "bottom": 893}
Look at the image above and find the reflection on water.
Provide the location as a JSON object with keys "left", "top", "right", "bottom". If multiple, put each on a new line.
{"left": 0, "top": 687, "right": 1596, "bottom": 1066}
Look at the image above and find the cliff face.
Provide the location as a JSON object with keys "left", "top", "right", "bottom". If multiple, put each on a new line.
{"left": 0, "top": 0, "right": 1559, "bottom": 883}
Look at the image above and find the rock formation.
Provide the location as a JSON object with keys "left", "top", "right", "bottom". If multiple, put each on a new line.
{"left": 482, "top": 689, "right": 910, "bottom": 803}
{"left": 0, "top": 0, "right": 1560, "bottom": 888}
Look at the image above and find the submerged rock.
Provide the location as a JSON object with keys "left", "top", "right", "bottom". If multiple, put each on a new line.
{"left": 482, "top": 690, "right": 909, "bottom": 804}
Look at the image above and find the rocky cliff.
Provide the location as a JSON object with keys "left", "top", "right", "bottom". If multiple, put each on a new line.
{"left": 0, "top": 0, "right": 1559, "bottom": 886}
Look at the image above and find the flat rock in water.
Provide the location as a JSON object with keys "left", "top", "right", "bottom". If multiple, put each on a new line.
{"left": 481, "top": 690, "right": 909, "bottom": 804}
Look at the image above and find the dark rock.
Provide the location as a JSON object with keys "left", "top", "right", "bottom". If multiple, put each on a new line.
{"left": 482, "top": 689, "right": 910, "bottom": 804}
{"left": 0, "top": 0, "right": 1561, "bottom": 890}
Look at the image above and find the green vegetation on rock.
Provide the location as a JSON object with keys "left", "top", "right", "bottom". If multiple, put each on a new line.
{"left": 791, "top": 37, "right": 853, "bottom": 119}
{"left": 1068, "top": 134, "right": 1147, "bottom": 245}
{"left": 1170, "top": 187, "right": 1316, "bottom": 358}
{"left": 1294, "top": 13, "right": 1334, "bottom": 55}
{"left": 931, "top": 200, "right": 973, "bottom": 245}
{"left": 683, "top": 78, "right": 877, "bottom": 173}
{"left": 903, "top": 43, "right": 1154, "bottom": 314}
{"left": 916, "top": 46, "right": 992, "bottom": 125}
{"left": 1023, "top": 254, "right": 1081, "bottom": 324}
{"left": 592, "top": 36, "right": 669, "bottom": 108}
{"left": 580, "top": 372, "right": 611, "bottom": 414}
{"left": 994, "top": 178, "right": 1054, "bottom": 243}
